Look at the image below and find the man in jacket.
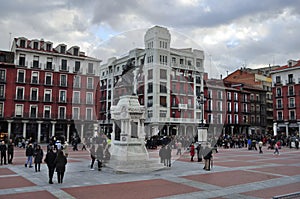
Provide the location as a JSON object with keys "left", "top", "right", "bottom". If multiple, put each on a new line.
{"left": 44, "top": 146, "right": 56, "bottom": 184}
{"left": 0, "top": 141, "right": 7, "bottom": 165}
{"left": 25, "top": 144, "right": 34, "bottom": 168}
{"left": 7, "top": 139, "right": 14, "bottom": 164}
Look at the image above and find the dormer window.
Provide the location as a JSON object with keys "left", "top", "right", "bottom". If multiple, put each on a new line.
{"left": 33, "top": 42, "right": 38, "bottom": 49}
{"left": 61, "top": 46, "right": 66, "bottom": 54}
{"left": 20, "top": 40, "right": 26, "bottom": 48}
{"left": 46, "top": 43, "right": 52, "bottom": 51}
{"left": 73, "top": 48, "right": 79, "bottom": 56}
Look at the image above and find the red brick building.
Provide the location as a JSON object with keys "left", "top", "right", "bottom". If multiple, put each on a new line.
{"left": 271, "top": 60, "right": 300, "bottom": 136}
{"left": 0, "top": 37, "right": 101, "bottom": 143}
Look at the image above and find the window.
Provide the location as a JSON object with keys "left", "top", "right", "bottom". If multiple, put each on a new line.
{"left": 227, "top": 114, "right": 232, "bottom": 124}
{"left": 44, "top": 106, "right": 51, "bottom": 118}
{"left": 60, "top": 74, "right": 67, "bottom": 86}
{"left": 73, "top": 48, "right": 79, "bottom": 56}
{"left": 0, "top": 85, "right": 4, "bottom": 99}
{"left": 227, "top": 102, "right": 231, "bottom": 112}
{"left": 86, "top": 108, "right": 92, "bottom": 120}
{"left": 217, "top": 101, "right": 222, "bottom": 111}
{"left": 160, "top": 82, "right": 167, "bottom": 93}
{"left": 147, "top": 96, "right": 153, "bottom": 107}
{"left": 59, "top": 90, "right": 66, "bottom": 103}
{"left": 276, "top": 88, "right": 282, "bottom": 97}
{"left": 277, "top": 111, "right": 283, "bottom": 121}
{"left": 234, "top": 92, "right": 238, "bottom": 101}
{"left": 16, "top": 87, "right": 24, "bottom": 100}
{"left": 44, "top": 89, "right": 52, "bottom": 102}
{"left": 277, "top": 99, "right": 282, "bottom": 109}
{"left": 45, "top": 73, "right": 52, "bottom": 85}
{"left": 148, "top": 69, "right": 153, "bottom": 80}
{"left": 73, "top": 76, "right": 80, "bottom": 88}
{"left": 208, "top": 90, "right": 212, "bottom": 98}
{"left": 172, "top": 57, "right": 176, "bottom": 64}
{"left": 32, "top": 56, "right": 39, "bottom": 68}
{"left": 59, "top": 106, "right": 66, "bottom": 119}
{"left": 243, "top": 94, "right": 247, "bottom": 102}
{"left": 288, "top": 74, "right": 294, "bottom": 84}
{"left": 288, "top": 86, "right": 294, "bottom": 96}
{"left": 243, "top": 103, "right": 247, "bottom": 112}
{"left": 72, "top": 107, "right": 80, "bottom": 120}
{"left": 20, "top": 40, "right": 26, "bottom": 48}
{"left": 15, "top": 104, "right": 23, "bottom": 117}
{"left": 73, "top": 91, "right": 80, "bottom": 104}
{"left": 0, "top": 70, "right": 6, "bottom": 82}
{"left": 33, "top": 42, "right": 38, "bottom": 49}
{"left": 234, "top": 114, "right": 238, "bottom": 124}
{"left": 61, "top": 59, "right": 67, "bottom": 71}
{"left": 46, "top": 43, "right": 52, "bottom": 51}
{"left": 160, "top": 69, "right": 167, "bottom": 80}
{"left": 159, "top": 110, "right": 167, "bottom": 117}
{"left": 17, "top": 70, "right": 25, "bottom": 83}
{"left": 234, "top": 102, "right": 238, "bottom": 112}
{"left": 290, "top": 110, "right": 295, "bottom": 120}
{"left": 148, "top": 82, "right": 153, "bottom": 93}
{"left": 0, "top": 103, "right": 3, "bottom": 117}
{"left": 289, "top": 98, "right": 295, "bottom": 108}
{"left": 31, "top": 71, "right": 39, "bottom": 84}
{"left": 217, "top": 114, "right": 222, "bottom": 124}
{"left": 60, "top": 46, "right": 66, "bottom": 54}
{"left": 227, "top": 92, "right": 231, "bottom": 100}
{"left": 30, "top": 105, "right": 38, "bottom": 118}
{"left": 218, "top": 91, "right": 222, "bottom": 99}
{"left": 87, "top": 77, "right": 93, "bottom": 89}
{"left": 160, "top": 96, "right": 167, "bottom": 107}
{"left": 208, "top": 100, "right": 212, "bottom": 111}
{"left": 208, "top": 114, "right": 213, "bottom": 123}
{"left": 159, "top": 55, "right": 167, "bottom": 65}
{"left": 75, "top": 61, "right": 80, "bottom": 72}
{"left": 30, "top": 88, "right": 38, "bottom": 101}
{"left": 88, "top": 63, "right": 94, "bottom": 74}
{"left": 180, "top": 59, "right": 184, "bottom": 65}
{"left": 275, "top": 76, "right": 281, "bottom": 83}
{"left": 19, "top": 54, "right": 26, "bottom": 66}
{"left": 86, "top": 92, "right": 93, "bottom": 104}
{"left": 46, "top": 58, "right": 53, "bottom": 70}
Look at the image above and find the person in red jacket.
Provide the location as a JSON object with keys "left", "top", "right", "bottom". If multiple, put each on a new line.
{"left": 190, "top": 144, "right": 195, "bottom": 161}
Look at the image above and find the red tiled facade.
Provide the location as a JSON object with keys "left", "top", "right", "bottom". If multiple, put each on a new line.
{"left": 0, "top": 37, "right": 101, "bottom": 143}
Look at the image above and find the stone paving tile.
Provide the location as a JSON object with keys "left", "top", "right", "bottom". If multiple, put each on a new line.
{"left": 0, "top": 168, "right": 16, "bottom": 175}
{"left": 181, "top": 170, "right": 280, "bottom": 187}
{"left": 0, "top": 176, "right": 36, "bottom": 189}
{"left": 213, "top": 160, "right": 267, "bottom": 167}
{"left": 251, "top": 166, "right": 300, "bottom": 176}
{"left": 62, "top": 179, "right": 201, "bottom": 199}
{"left": 0, "top": 190, "right": 57, "bottom": 199}
{"left": 242, "top": 182, "right": 300, "bottom": 198}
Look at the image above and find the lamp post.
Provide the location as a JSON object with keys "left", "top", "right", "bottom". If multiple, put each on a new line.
{"left": 197, "top": 91, "right": 207, "bottom": 143}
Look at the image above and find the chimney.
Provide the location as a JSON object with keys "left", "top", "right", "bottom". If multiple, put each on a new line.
{"left": 220, "top": 74, "right": 222, "bottom": 80}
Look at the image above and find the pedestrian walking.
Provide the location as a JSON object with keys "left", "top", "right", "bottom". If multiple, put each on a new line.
{"left": 96, "top": 144, "right": 104, "bottom": 171}
{"left": 25, "top": 144, "right": 34, "bottom": 168}
{"left": 196, "top": 143, "right": 202, "bottom": 162}
{"left": 203, "top": 145, "right": 213, "bottom": 171}
{"left": 159, "top": 145, "right": 167, "bottom": 166}
{"left": 190, "top": 144, "right": 195, "bottom": 162}
{"left": 54, "top": 150, "right": 67, "bottom": 183}
{"left": 7, "top": 139, "right": 14, "bottom": 164}
{"left": 44, "top": 146, "right": 56, "bottom": 184}
{"left": 274, "top": 143, "right": 280, "bottom": 155}
{"left": 176, "top": 140, "right": 182, "bottom": 155}
{"left": 258, "top": 140, "right": 263, "bottom": 154}
{"left": 33, "top": 145, "right": 44, "bottom": 172}
{"left": 0, "top": 141, "right": 7, "bottom": 165}
{"left": 165, "top": 145, "right": 172, "bottom": 167}
{"left": 90, "top": 144, "right": 96, "bottom": 170}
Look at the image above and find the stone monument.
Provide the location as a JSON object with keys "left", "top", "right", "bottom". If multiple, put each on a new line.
{"left": 107, "top": 95, "right": 164, "bottom": 173}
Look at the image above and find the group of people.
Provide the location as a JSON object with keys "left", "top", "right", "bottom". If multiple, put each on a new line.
{"left": 89, "top": 134, "right": 111, "bottom": 171}
{"left": 189, "top": 143, "right": 214, "bottom": 171}
{"left": 0, "top": 139, "right": 14, "bottom": 165}
{"left": 159, "top": 145, "right": 172, "bottom": 167}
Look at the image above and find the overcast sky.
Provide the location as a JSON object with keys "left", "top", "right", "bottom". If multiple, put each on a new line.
{"left": 1, "top": 0, "right": 299, "bottom": 78}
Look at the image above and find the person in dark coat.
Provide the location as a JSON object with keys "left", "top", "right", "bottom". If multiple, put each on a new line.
{"left": 54, "top": 150, "right": 67, "bottom": 183}
{"left": 165, "top": 145, "right": 172, "bottom": 167}
{"left": 159, "top": 145, "right": 167, "bottom": 166}
{"left": 33, "top": 145, "right": 44, "bottom": 172}
{"left": 0, "top": 141, "right": 7, "bottom": 165}
{"left": 44, "top": 146, "right": 56, "bottom": 184}
{"left": 90, "top": 144, "right": 96, "bottom": 170}
{"left": 196, "top": 143, "right": 202, "bottom": 162}
{"left": 203, "top": 146, "right": 213, "bottom": 171}
{"left": 96, "top": 144, "right": 104, "bottom": 171}
{"left": 25, "top": 144, "right": 34, "bottom": 168}
{"left": 7, "top": 139, "right": 14, "bottom": 164}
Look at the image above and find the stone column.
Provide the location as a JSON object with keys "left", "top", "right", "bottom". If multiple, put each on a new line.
{"left": 67, "top": 124, "right": 70, "bottom": 143}
{"left": 273, "top": 122, "right": 277, "bottom": 136}
{"left": 80, "top": 123, "right": 84, "bottom": 142}
{"left": 285, "top": 122, "right": 289, "bottom": 137}
{"left": 22, "top": 120, "right": 29, "bottom": 139}
{"left": 37, "top": 121, "right": 43, "bottom": 143}
{"left": 51, "top": 121, "right": 56, "bottom": 137}
{"left": 231, "top": 126, "right": 234, "bottom": 136}
{"left": 7, "top": 120, "right": 13, "bottom": 140}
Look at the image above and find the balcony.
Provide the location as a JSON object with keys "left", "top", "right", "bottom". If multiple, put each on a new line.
{"left": 45, "top": 63, "right": 54, "bottom": 71}
{"left": 286, "top": 79, "right": 295, "bottom": 85}
{"left": 274, "top": 81, "right": 282, "bottom": 86}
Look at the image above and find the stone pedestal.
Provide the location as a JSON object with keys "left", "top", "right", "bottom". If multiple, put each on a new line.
{"left": 107, "top": 95, "right": 164, "bottom": 173}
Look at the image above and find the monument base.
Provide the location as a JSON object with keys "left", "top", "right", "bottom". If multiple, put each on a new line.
{"left": 106, "top": 141, "right": 164, "bottom": 173}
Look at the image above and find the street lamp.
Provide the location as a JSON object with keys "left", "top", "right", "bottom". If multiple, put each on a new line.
{"left": 197, "top": 91, "right": 207, "bottom": 142}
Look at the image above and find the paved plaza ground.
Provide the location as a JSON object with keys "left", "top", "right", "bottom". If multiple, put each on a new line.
{"left": 0, "top": 145, "right": 299, "bottom": 199}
